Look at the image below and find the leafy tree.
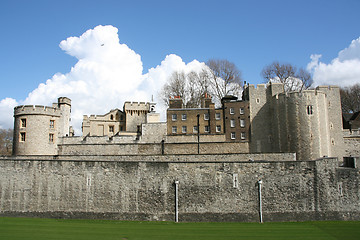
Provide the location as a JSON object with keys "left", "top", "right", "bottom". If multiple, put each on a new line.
{"left": 0, "top": 128, "right": 13, "bottom": 155}
{"left": 261, "top": 61, "right": 313, "bottom": 92}
{"left": 340, "top": 83, "right": 360, "bottom": 113}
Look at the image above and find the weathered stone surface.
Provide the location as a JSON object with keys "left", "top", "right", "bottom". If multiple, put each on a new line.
{"left": 0, "top": 156, "right": 359, "bottom": 222}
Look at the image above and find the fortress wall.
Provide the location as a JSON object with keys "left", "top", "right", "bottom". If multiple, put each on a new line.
{"left": 1, "top": 152, "right": 296, "bottom": 162}
{"left": 0, "top": 157, "right": 358, "bottom": 222}
{"left": 140, "top": 123, "right": 167, "bottom": 143}
{"left": 344, "top": 137, "right": 360, "bottom": 157}
{"left": 57, "top": 141, "right": 251, "bottom": 155}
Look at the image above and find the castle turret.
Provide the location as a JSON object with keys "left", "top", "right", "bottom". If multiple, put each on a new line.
{"left": 12, "top": 97, "right": 72, "bottom": 156}
{"left": 123, "top": 102, "right": 151, "bottom": 132}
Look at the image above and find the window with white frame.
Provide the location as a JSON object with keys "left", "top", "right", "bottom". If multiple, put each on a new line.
{"left": 204, "top": 125, "right": 210, "bottom": 132}
{"left": 230, "top": 107, "right": 235, "bottom": 114}
{"left": 204, "top": 113, "right": 209, "bottom": 120}
{"left": 241, "top": 132, "right": 246, "bottom": 140}
{"left": 215, "top": 112, "right": 221, "bottom": 120}
{"left": 230, "top": 119, "right": 235, "bottom": 128}
{"left": 182, "top": 126, "right": 187, "bottom": 133}
{"left": 172, "top": 126, "right": 177, "bottom": 134}
{"left": 231, "top": 132, "right": 236, "bottom": 139}
{"left": 216, "top": 125, "right": 221, "bottom": 132}
{"left": 240, "top": 108, "right": 244, "bottom": 115}
{"left": 172, "top": 114, "right": 177, "bottom": 121}
{"left": 50, "top": 120, "right": 55, "bottom": 128}
{"left": 182, "top": 114, "right": 187, "bottom": 121}
{"left": 193, "top": 126, "right": 198, "bottom": 133}
{"left": 240, "top": 119, "right": 245, "bottom": 127}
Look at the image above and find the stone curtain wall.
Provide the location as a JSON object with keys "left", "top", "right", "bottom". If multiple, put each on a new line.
{"left": 0, "top": 157, "right": 359, "bottom": 222}
{"left": 58, "top": 141, "right": 250, "bottom": 155}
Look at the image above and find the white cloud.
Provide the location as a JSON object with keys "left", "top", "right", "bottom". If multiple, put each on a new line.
{"left": 0, "top": 98, "right": 18, "bottom": 129}
{"left": 307, "top": 37, "right": 360, "bottom": 87}
{"left": 0, "top": 25, "right": 205, "bottom": 134}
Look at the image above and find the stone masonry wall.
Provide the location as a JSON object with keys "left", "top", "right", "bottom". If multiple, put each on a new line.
{"left": 344, "top": 137, "right": 360, "bottom": 157}
{"left": 0, "top": 156, "right": 359, "bottom": 222}
{"left": 57, "top": 141, "right": 251, "bottom": 155}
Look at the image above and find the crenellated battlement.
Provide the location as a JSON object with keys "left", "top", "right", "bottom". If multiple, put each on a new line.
{"left": 277, "top": 89, "right": 327, "bottom": 99}
{"left": 124, "top": 101, "right": 150, "bottom": 112}
{"left": 14, "top": 105, "right": 62, "bottom": 116}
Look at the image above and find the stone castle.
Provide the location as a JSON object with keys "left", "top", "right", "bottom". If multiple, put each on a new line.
{"left": 1, "top": 82, "right": 359, "bottom": 222}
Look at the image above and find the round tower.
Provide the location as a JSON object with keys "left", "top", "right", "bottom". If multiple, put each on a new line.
{"left": 12, "top": 97, "right": 71, "bottom": 156}
{"left": 274, "top": 90, "right": 330, "bottom": 160}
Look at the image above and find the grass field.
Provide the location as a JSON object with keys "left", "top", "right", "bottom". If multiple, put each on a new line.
{"left": 0, "top": 217, "right": 359, "bottom": 240}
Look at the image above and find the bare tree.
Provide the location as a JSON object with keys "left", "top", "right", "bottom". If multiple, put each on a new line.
{"left": 207, "top": 59, "right": 243, "bottom": 101}
{"left": 160, "top": 71, "right": 191, "bottom": 107}
{"left": 340, "top": 83, "right": 360, "bottom": 113}
{"left": 160, "top": 59, "right": 243, "bottom": 108}
{"left": 0, "top": 128, "right": 13, "bottom": 155}
{"left": 297, "top": 68, "right": 313, "bottom": 90}
{"left": 261, "top": 61, "right": 313, "bottom": 92}
{"left": 186, "top": 69, "right": 211, "bottom": 107}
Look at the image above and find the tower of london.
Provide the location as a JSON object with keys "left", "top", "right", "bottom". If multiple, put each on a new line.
{"left": 1, "top": 82, "right": 359, "bottom": 222}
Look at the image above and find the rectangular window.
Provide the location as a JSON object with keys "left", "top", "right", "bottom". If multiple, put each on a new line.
{"left": 233, "top": 174, "right": 239, "bottom": 188}
{"left": 193, "top": 126, "right": 198, "bottom": 133}
{"left": 240, "top": 108, "right": 244, "bottom": 115}
{"left": 172, "top": 114, "right": 177, "bottom": 121}
{"left": 241, "top": 132, "right": 246, "bottom": 140}
{"left": 182, "top": 114, "right": 187, "bottom": 121}
{"left": 172, "top": 126, "right": 177, "bottom": 134}
{"left": 230, "top": 119, "right": 235, "bottom": 128}
{"left": 49, "top": 133, "right": 54, "bottom": 143}
{"left": 240, "top": 119, "right": 245, "bottom": 128}
{"left": 307, "top": 105, "right": 313, "bottom": 115}
{"left": 109, "top": 125, "right": 114, "bottom": 133}
{"left": 204, "top": 125, "right": 210, "bottom": 133}
{"left": 231, "top": 132, "right": 236, "bottom": 139}
{"left": 20, "top": 132, "right": 26, "bottom": 142}
{"left": 230, "top": 108, "right": 235, "bottom": 114}
{"left": 50, "top": 120, "right": 55, "bottom": 128}
{"left": 215, "top": 112, "right": 221, "bottom": 120}
{"left": 182, "top": 126, "right": 187, "bottom": 133}
{"left": 21, "top": 119, "right": 26, "bottom": 128}
{"left": 216, "top": 125, "right": 221, "bottom": 132}
{"left": 204, "top": 113, "right": 209, "bottom": 120}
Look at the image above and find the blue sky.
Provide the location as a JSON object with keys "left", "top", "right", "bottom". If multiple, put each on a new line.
{"left": 1, "top": 0, "right": 360, "bottom": 131}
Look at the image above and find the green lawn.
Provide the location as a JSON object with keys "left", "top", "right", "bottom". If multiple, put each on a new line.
{"left": 0, "top": 217, "right": 359, "bottom": 240}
